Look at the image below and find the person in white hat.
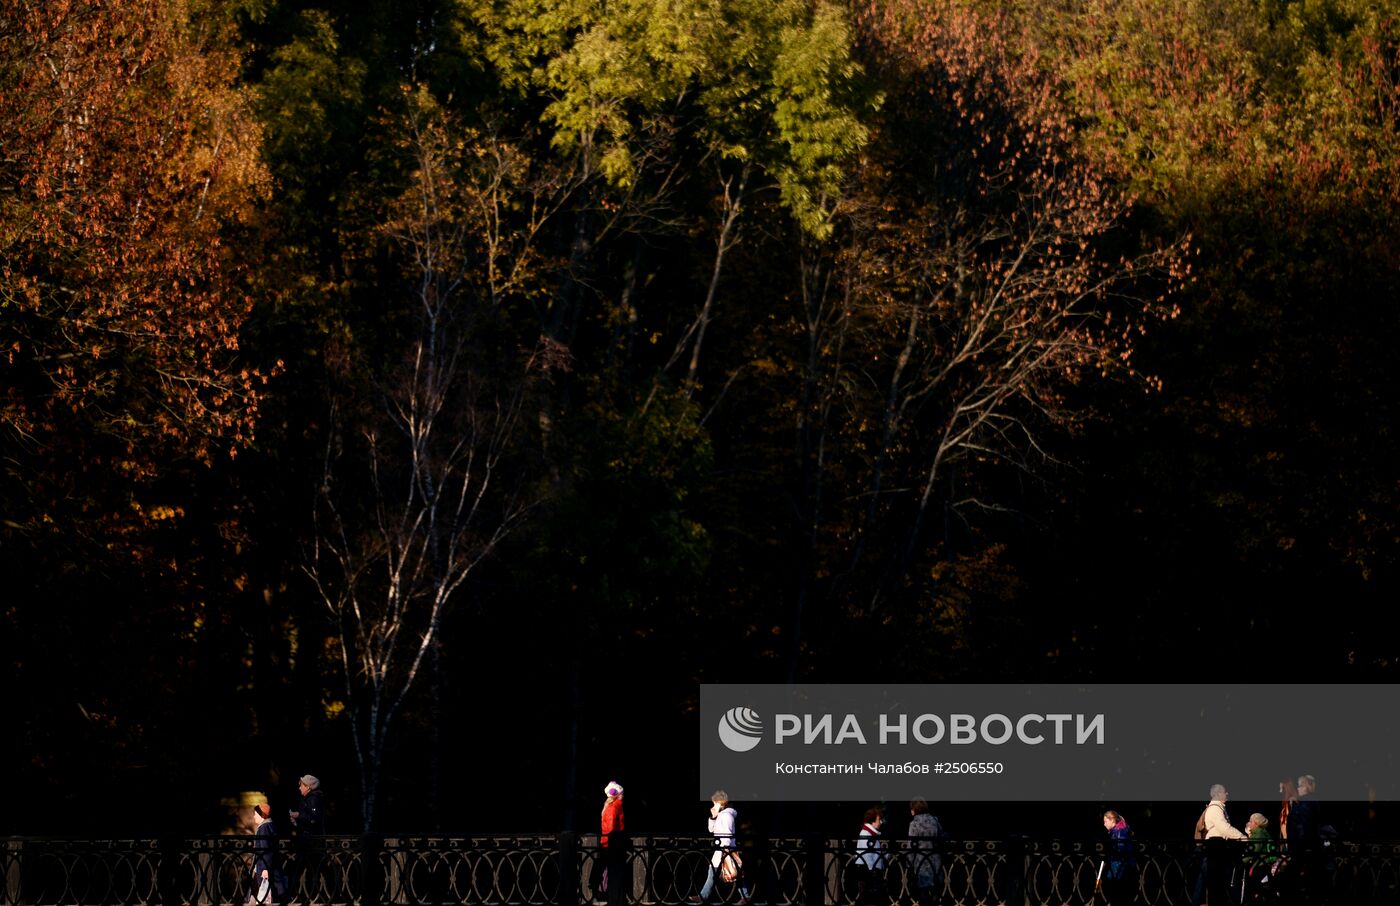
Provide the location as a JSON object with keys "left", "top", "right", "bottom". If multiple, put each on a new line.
{"left": 598, "top": 781, "right": 626, "bottom": 897}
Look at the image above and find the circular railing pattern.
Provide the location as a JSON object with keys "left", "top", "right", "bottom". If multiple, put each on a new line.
{"left": 2, "top": 835, "right": 1397, "bottom": 905}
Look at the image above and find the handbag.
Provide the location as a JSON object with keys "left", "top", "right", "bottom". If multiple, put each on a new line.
{"left": 246, "top": 875, "right": 270, "bottom": 905}
{"left": 720, "top": 850, "right": 743, "bottom": 883}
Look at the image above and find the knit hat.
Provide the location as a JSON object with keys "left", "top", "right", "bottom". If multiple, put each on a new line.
{"left": 299, "top": 775, "right": 320, "bottom": 790}
{"left": 604, "top": 781, "right": 624, "bottom": 798}
{"left": 253, "top": 803, "right": 272, "bottom": 819}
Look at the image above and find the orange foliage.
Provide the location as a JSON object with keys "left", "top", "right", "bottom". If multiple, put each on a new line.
{"left": 785, "top": 0, "right": 1191, "bottom": 613}
{"left": 847, "top": 0, "right": 1187, "bottom": 445}
{"left": 0, "top": 0, "right": 271, "bottom": 483}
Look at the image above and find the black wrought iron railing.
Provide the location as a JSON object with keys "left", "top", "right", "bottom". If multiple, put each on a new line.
{"left": 3, "top": 834, "right": 1397, "bottom": 906}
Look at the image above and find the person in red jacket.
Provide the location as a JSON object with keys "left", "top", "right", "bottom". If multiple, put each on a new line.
{"left": 598, "top": 781, "right": 626, "bottom": 898}
{"left": 602, "top": 781, "right": 625, "bottom": 845}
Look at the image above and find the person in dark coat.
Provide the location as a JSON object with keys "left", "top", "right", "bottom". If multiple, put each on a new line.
{"left": 907, "top": 799, "right": 944, "bottom": 906}
{"left": 1100, "top": 810, "right": 1137, "bottom": 905}
{"left": 289, "top": 775, "right": 326, "bottom": 835}
{"left": 1289, "top": 774, "right": 1329, "bottom": 904}
{"left": 250, "top": 803, "right": 287, "bottom": 904}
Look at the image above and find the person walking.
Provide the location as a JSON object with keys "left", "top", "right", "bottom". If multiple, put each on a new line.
{"left": 288, "top": 774, "right": 326, "bottom": 901}
{"left": 249, "top": 803, "right": 287, "bottom": 905}
{"left": 853, "top": 807, "right": 886, "bottom": 906}
{"left": 1099, "top": 810, "right": 1137, "bottom": 905}
{"left": 289, "top": 775, "right": 325, "bottom": 835}
{"left": 688, "top": 791, "right": 751, "bottom": 905}
{"left": 1202, "top": 784, "right": 1247, "bottom": 906}
{"left": 598, "top": 781, "right": 626, "bottom": 899}
{"left": 1288, "top": 774, "right": 1329, "bottom": 904}
{"left": 907, "top": 800, "right": 943, "bottom": 906}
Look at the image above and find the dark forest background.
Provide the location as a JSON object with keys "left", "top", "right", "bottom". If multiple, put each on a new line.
{"left": 2, "top": 0, "right": 1397, "bottom": 839}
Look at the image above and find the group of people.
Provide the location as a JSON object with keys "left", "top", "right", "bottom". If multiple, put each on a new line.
{"left": 848, "top": 801, "right": 945, "bottom": 906}
{"left": 598, "top": 781, "right": 746, "bottom": 903}
{"left": 237, "top": 772, "right": 1339, "bottom": 906}
{"left": 595, "top": 788, "right": 947, "bottom": 906}
{"left": 1098, "top": 775, "right": 1330, "bottom": 906}
{"left": 1197, "top": 776, "right": 1330, "bottom": 906}
{"left": 248, "top": 774, "right": 327, "bottom": 905}
{"left": 594, "top": 782, "right": 750, "bottom": 905}
{"left": 630, "top": 777, "right": 1328, "bottom": 906}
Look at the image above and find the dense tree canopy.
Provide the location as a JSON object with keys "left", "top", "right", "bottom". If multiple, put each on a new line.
{"left": 2, "top": 0, "right": 1396, "bottom": 836}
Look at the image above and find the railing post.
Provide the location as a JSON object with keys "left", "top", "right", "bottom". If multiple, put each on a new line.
{"left": 360, "top": 834, "right": 383, "bottom": 906}
{"left": 382, "top": 837, "right": 404, "bottom": 905}
{"left": 1011, "top": 834, "right": 1030, "bottom": 906}
{"left": 803, "top": 837, "right": 826, "bottom": 906}
{"left": 4, "top": 838, "right": 19, "bottom": 906}
{"left": 193, "top": 842, "right": 213, "bottom": 906}
{"left": 558, "top": 832, "right": 579, "bottom": 906}
{"left": 158, "top": 837, "right": 181, "bottom": 906}
{"left": 581, "top": 835, "right": 594, "bottom": 905}
{"left": 630, "top": 835, "right": 645, "bottom": 906}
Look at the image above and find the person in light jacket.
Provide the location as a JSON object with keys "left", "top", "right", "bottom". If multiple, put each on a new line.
{"left": 1202, "top": 784, "right": 1247, "bottom": 906}
{"left": 688, "top": 791, "right": 751, "bottom": 905}
{"left": 854, "top": 807, "right": 885, "bottom": 905}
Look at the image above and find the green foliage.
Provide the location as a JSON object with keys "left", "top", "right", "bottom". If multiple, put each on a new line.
{"left": 543, "top": 8, "right": 699, "bottom": 182}
{"left": 458, "top": 0, "right": 595, "bottom": 91}
{"left": 769, "top": 2, "right": 872, "bottom": 236}
{"left": 254, "top": 11, "right": 367, "bottom": 208}
{"left": 462, "top": 0, "right": 870, "bottom": 232}
{"left": 519, "top": 379, "right": 714, "bottom": 616}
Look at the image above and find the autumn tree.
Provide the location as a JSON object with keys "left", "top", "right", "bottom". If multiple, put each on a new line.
{"left": 305, "top": 89, "right": 573, "bottom": 830}
{"left": 0, "top": 0, "right": 285, "bottom": 828}
{"left": 0, "top": 0, "right": 269, "bottom": 540}
{"left": 999, "top": 0, "right": 1400, "bottom": 668}
{"left": 456, "top": 0, "right": 876, "bottom": 802}
{"left": 464, "top": 0, "right": 868, "bottom": 385}
{"left": 770, "top": 0, "right": 1188, "bottom": 670}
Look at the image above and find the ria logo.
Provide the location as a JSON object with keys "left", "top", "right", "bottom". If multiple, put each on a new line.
{"left": 717, "top": 707, "right": 764, "bottom": 752}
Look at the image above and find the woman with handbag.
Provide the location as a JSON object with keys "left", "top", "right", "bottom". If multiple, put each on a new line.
{"left": 688, "top": 791, "right": 751, "bottom": 905}
{"left": 249, "top": 803, "right": 287, "bottom": 905}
